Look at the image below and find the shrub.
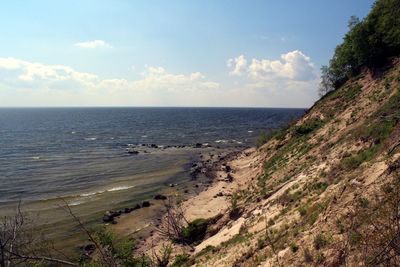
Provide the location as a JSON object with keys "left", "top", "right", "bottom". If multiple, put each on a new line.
{"left": 290, "top": 243, "right": 299, "bottom": 253}
{"left": 172, "top": 254, "right": 191, "bottom": 267}
{"left": 295, "top": 119, "right": 324, "bottom": 135}
{"left": 313, "top": 234, "right": 328, "bottom": 250}
{"left": 181, "top": 218, "right": 208, "bottom": 244}
{"left": 255, "top": 132, "right": 269, "bottom": 148}
{"left": 303, "top": 247, "right": 313, "bottom": 263}
{"left": 342, "top": 147, "right": 378, "bottom": 170}
{"left": 229, "top": 193, "right": 241, "bottom": 219}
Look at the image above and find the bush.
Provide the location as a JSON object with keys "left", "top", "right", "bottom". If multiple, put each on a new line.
{"left": 172, "top": 254, "right": 191, "bottom": 267}
{"left": 181, "top": 218, "right": 208, "bottom": 244}
{"left": 295, "top": 119, "right": 324, "bottom": 135}
{"left": 290, "top": 243, "right": 299, "bottom": 253}
{"left": 313, "top": 234, "right": 328, "bottom": 250}
{"left": 229, "top": 193, "right": 241, "bottom": 219}
{"left": 303, "top": 248, "right": 313, "bottom": 263}
{"left": 255, "top": 132, "right": 269, "bottom": 148}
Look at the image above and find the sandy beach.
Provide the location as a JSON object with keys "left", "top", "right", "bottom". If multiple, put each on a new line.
{"left": 111, "top": 146, "right": 264, "bottom": 258}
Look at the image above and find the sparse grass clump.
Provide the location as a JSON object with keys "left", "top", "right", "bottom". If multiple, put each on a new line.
{"left": 303, "top": 247, "right": 313, "bottom": 263}
{"left": 313, "top": 234, "right": 328, "bottom": 250}
{"left": 295, "top": 118, "right": 325, "bottom": 135}
{"left": 290, "top": 243, "right": 299, "bottom": 253}
{"left": 172, "top": 254, "right": 191, "bottom": 267}
{"left": 255, "top": 132, "right": 270, "bottom": 148}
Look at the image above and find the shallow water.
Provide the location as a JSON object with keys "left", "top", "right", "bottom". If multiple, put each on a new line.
{"left": 0, "top": 107, "right": 304, "bottom": 245}
{"left": 0, "top": 107, "right": 304, "bottom": 205}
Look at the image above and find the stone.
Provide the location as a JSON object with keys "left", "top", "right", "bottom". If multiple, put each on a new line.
{"left": 142, "top": 201, "right": 151, "bottom": 207}
{"left": 154, "top": 194, "right": 167, "bottom": 200}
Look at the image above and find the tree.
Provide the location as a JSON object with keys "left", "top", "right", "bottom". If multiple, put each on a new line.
{"left": 347, "top": 15, "right": 360, "bottom": 30}
{"left": 318, "top": 65, "right": 334, "bottom": 97}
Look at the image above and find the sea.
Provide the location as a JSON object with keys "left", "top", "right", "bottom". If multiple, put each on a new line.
{"left": 0, "top": 107, "right": 304, "bottom": 243}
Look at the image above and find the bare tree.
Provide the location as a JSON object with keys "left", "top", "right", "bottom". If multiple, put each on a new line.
{"left": 156, "top": 198, "right": 189, "bottom": 244}
{"left": 0, "top": 200, "right": 77, "bottom": 267}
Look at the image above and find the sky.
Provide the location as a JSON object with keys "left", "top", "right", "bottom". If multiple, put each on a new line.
{"left": 0, "top": 0, "right": 375, "bottom": 108}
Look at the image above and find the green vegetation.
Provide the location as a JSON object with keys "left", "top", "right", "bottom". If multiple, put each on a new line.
{"left": 294, "top": 118, "right": 325, "bottom": 135}
{"left": 255, "top": 132, "right": 270, "bottom": 148}
{"left": 342, "top": 146, "right": 378, "bottom": 170}
{"left": 229, "top": 193, "right": 241, "bottom": 219}
{"left": 290, "top": 243, "right": 299, "bottom": 253}
{"left": 320, "top": 0, "right": 400, "bottom": 95}
{"left": 313, "top": 234, "right": 328, "bottom": 250}
{"left": 172, "top": 254, "right": 191, "bottom": 267}
{"left": 181, "top": 218, "right": 208, "bottom": 244}
{"left": 303, "top": 248, "right": 313, "bottom": 263}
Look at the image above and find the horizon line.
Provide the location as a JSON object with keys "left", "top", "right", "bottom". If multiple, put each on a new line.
{"left": 0, "top": 105, "right": 308, "bottom": 109}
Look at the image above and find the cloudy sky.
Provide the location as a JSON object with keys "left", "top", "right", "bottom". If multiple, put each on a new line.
{"left": 0, "top": 0, "right": 374, "bottom": 108}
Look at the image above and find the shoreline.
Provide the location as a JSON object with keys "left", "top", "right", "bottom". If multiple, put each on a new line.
{"left": 105, "top": 146, "right": 260, "bottom": 258}
{"left": 107, "top": 148, "right": 243, "bottom": 238}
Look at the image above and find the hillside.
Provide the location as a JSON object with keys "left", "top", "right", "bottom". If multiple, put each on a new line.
{"left": 174, "top": 57, "right": 400, "bottom": 267}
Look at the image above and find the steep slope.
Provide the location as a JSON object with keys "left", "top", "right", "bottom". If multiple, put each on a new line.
{"left": 187, "top": 59, "right": 400, "bottom": 266}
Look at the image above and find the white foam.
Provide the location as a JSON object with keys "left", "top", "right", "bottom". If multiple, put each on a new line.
{"left": 248, "top": 130, "right": 253, "bottom": 133}
{"left": 215, "top": 140, "right": 227, "bottom": 143}
{"left": 80, "top": 190, "right": 104, "bottom": 197}
{"left": 141, "top": 135, "right": 148, "bottom": 138}
{"left": 71, "top": 131, "right": 76, "bottom": 134}
{"left": 31, "top": 156, "right": 41, "bottom": 160}
{"left": 107, "top": 185, "right": 135, "bottom": 192}
{"left": 69, "top": 200, "right": 84, "bottom": 206}
{"left": 85, "top": 137, "right": 97, "bottom": 141}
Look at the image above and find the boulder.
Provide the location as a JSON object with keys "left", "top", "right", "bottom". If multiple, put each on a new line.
{"left": 102, "top": 215, "right": 114, "bottom": 223}
{"left": 154, "top": 194, "right": 167, "bottom": 200}
{"left": 142, "top": 201, "right": 151, "bottom": 207}
{"left": 126, "top": 148, "right": 139, "bottom": 154}
{"left": 194, "top": 143, "right": 202, "bottom": 148}
{"left": 133, "top": 204, "right": 141, "bottom": 210}
{"left": 81, "top": 243, "right": 96, "bottom": 255}
{"left": 124, "top": 207, "right": 133, "bottom": 213}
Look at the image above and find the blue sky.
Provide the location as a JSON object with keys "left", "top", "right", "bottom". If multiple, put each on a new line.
{"left": 0, "top": 1, "right": 375, "bottom": 107}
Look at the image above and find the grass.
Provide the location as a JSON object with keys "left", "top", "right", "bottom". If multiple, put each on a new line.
{"left": 172, "top": 254, "right": 191, "bottom": 267}
{"left": 298, "top": 200, "right": 329, "bottom": 226}
{"left": 290, "top": 243, "right": 299, "bottom": 253}
{"left": 294, "top": 118, "right": 325, "bottom": 135}
{"left": 313, "top": 234, "right": 328, "bottom": 250}
{"left": 342, "top": 146, "right": 378, "bottom": 170}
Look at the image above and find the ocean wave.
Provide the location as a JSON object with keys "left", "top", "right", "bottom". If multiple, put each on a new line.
{"left": 85, "top": 137, "right": 97, "bottom": 141}
{"left": 107, "top": 185, "right": 135, "bottom": 192}
{"left": 78, "top": 185, "right": 135, "bottom": 198}
{"left": 248, "top": 130, "right": 253, "bottom": 133}
{"left": 215, "top": 139, "right": 228, "bottom": 143}
{"left": 80, "top": 190, "right": 104, "bottom": 197}
{"left": 69, "top": 200, "right": 85, "bottom": 206}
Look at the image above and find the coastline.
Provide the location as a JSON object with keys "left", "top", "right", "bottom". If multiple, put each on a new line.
{"left": 107, "top": 145, "right": 263, "bottom": 259}
{"left": 107, "top": 148, "right": 243, "bottom": 241}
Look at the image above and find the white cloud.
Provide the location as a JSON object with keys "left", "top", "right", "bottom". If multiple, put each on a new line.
{"left": 226, "top": 50, "right": 319, "bottom": 107}
{"left": 75, "top": 40, "right": 112, "bottom": 49}
{"left": 0, "top": 57, "right": 220, "bottom": 106}
{"left": 228, "top": 50, "right": 316, "bottom": 81}
{"left": 0, "top": 52, "right": 320, "bottom": 107}
{"left": 227, "top": 55, "right": 247, "bottom": 76}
